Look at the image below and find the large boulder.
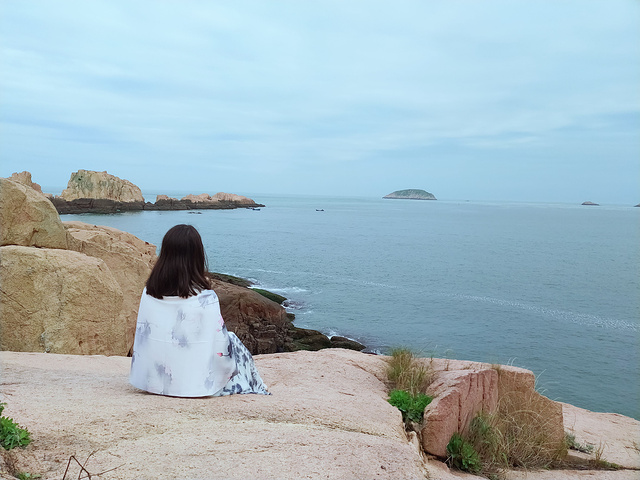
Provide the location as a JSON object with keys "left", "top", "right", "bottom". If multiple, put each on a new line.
{"left": 63, "top": 221, "right": 157, "bottom": 352}
{"left": 0, "top": 246, "right": 127, "bottom": 355}
{"left": 421, "top": 359, "right": 565, "bottom": 461}
{"left": 211, "top": 279, "right": 292, "bottom": 354}
{"left": 0, "top": 178, "right": 67, "bottom": 249}
{"left": 60, "top": 170, "right": 144, "bottom": 202}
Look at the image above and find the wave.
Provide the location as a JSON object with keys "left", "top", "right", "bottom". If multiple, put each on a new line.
{"left": 443, "top": 293, "right": 639, "bottom": 332}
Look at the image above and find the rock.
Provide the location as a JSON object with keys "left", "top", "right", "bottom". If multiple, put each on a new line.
{"left": 421, "top": 359, "right": 565, "bottom": 462}
{"left": 212, "top": 192, "right": 256, "bottom": 205}
{"left": 0, "top": 349, "right": 428, "bottom": 480}
{"left": 63, "top": 221, "right": 157, "bottom": 353}
{"left": 0, "top": 246, "right": 127, "bottom": 355}
{"left": 60, "top": 169, "right": 144, "bottom": 202}
{"left": 330, "top": 336, "right": 366, "bottom": 351}
{"left": 51, "top": 197, "right": 145, "bottom": 214}
{"left": 383, "top": 189, "right": 437, "bottom": 200}
{"left": 211, "top": 279, "right": 292, "bottom": 354}
{"left": 182, "top": 193, "right": 219, "bottom": 203}
{"left": 7, "top": 171, "right": 42, "bottom": 193}
{"left": 155, "top": 194, "right": 177, "bottom": 201}
{"left": 581, "top": 201, "right": 599, "bottom": 206}
{"left": 288, "top": 326, "right": 333, "bottom": 351}
{"left": 562, "top": 402, "right": 640, "bottom": 470}
{"left": 0, "top": 177, "right": 67, "bottom": 249}
{"left": 421, "top": 367, "right": 498, "bottom": 457}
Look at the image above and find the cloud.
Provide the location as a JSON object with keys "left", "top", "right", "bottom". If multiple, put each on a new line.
{"left": 1, "top": 0, "right": 638, "bottom": 202}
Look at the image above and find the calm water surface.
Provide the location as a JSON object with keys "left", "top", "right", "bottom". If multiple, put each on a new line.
{"left": 64, "top": 195, "right": 640, "bottom": 418}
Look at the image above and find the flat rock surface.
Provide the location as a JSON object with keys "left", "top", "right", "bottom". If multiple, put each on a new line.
{"left": 1, "top": 351, "right": 638, "bottom": 480}
{"left": 0, "top": 350, "right": 427, "bottom": 480}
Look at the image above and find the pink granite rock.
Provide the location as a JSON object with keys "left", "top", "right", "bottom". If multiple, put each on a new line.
{"left": 422, "top": 367, "right": 499, "bottom": 457}
{"left": 421, "top": 360, "right": 565, "bottom": 461}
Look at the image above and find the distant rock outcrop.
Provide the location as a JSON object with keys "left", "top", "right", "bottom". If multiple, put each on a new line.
{"left": 44, "top": 169, "right": 265, "bottom": 213}
{"left": 60, "top": 169, "right": 144, "bottom": 202}
{"left": 581, "top": 201, "right": 599, "bottom": 206}
{"left": 384, "top": 189, "right": 437, "bottom": 200}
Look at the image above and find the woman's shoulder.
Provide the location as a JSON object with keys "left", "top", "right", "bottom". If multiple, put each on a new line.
{"left": 140, "top": 288, "right": 219, "bottom": 304}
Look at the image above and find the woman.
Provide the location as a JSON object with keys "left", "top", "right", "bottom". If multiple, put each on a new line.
{"left": 129, "top": 224, "right": 270, "bottom": 397}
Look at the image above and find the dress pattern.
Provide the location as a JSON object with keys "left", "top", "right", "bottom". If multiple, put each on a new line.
{"left": 129, "top": 288, "right": 269, "bottom": 397}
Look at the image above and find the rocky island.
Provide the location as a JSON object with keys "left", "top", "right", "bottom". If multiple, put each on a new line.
{"left": 383, "top": 188, "right": 437, "bottom": 200}
{"left": 42, "top": 169, "right": 264, "bottom": 214}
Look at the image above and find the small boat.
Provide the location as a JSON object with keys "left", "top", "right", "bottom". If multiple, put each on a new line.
{"left": 250, "top": 207, "right": 261, "bottom": 211}
{"left": 316, "top": 209, "right": 324, "bottom": 212}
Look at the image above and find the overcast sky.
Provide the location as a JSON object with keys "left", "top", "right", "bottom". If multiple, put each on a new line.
{"left": 1, "top": 1, "right": 639, "bottom": 203}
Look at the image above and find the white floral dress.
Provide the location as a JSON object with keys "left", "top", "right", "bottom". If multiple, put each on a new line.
{"left": 129, "top": 288, "right": 269, "bottom": 397}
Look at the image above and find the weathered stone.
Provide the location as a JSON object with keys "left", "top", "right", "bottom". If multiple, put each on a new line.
{"left": 8, "top": 171, "right": 42, "bottom": 193}
{"left": 422, "top": 368, "right": 499, "bottom": 457}
{"left": 182, "top": 193, "right": 220, "bottom": 203}
{"left": 0, "top": 178, "right": 67, "bottom": 249}
{"left": 212, "top": 192, "right": 255, "bottom": 204}
{"left": 51, "top": 197, "right": 145, "bottom": 214}
{"left": 421, "top": 360, "right": 565, "bottom": 461}
{"left": 0, "top": 349, "right": 427, "bottom": 480}
{"left": 63, "top": 221, "right": 157, "bottom": 353}
{"left": 288, "top": 326, "right": 333, "bottom": 351}
{"left": 60, "top": 170, "right": 144, "bottom": 202}
{"left": 211, "top": 279, "right": 291, "bottom": 354}
{"left": 329, "top": 336, "right": 366, "bottom": 351}
{"left": 0, "top": 246, "right": 127, "bottom": 355}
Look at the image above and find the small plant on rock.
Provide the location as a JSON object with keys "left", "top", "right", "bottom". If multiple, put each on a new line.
{"left": 388, "top": 389, "right": 433, "bottom": 424}
{"left": 0, "top": 403, "right": 31, "bottom": 450}
{"left": 446, "top": 433, "right": 482, "bottom": 474}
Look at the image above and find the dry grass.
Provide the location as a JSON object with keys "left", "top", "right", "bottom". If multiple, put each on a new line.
{"left": 464, "top": 389, "right": 567, "bottom": 478}
{"left": 385, "top": 348, "right": 434, "bottom": 397}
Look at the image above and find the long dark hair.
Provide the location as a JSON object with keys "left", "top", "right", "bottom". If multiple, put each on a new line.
{"left": 146, "top": 224, "right": 211, "bottom": 299}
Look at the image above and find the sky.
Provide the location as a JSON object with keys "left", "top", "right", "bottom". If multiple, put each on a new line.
{"left": 1, "top": 1, "right": 639, "bottom": 203}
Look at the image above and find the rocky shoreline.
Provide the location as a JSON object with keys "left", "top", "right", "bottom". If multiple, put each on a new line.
{"left": 0, "top": 173, "right": 362, "bottom": 357}
{"left": 50, "top": 196, "right": 266, "bottom": 214}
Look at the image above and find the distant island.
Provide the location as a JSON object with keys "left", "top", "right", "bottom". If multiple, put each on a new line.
{"left": 383, "top": 189, "right": 436, "bottom": 200}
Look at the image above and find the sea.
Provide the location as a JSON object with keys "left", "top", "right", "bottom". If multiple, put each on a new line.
{"left": 61, "top": 194, "right": 640, "bottom": 419}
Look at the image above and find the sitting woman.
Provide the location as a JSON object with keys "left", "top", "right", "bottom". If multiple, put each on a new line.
{"left": 129, "top": 224, "right": 270, "bottom": 397}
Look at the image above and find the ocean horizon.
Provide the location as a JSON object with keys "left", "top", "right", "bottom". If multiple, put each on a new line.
{"left": 61, "top": 193, "right": 640, "bottom": 420}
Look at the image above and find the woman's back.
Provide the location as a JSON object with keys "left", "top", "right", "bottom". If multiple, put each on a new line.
{"left": 129, "top": 288, "right": 236, "bottom": 397}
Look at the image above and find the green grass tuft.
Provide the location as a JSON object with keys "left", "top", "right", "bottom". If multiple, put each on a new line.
{"left": 0, "top": 403, "right": 31, "bottom": 450}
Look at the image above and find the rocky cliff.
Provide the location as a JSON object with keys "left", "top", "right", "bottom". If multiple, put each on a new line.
{"left": 383, "top": 188, "right": 437, "bottom": 200}
{"left": 60, "top": 169, "right": 144, "bottom": 202}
